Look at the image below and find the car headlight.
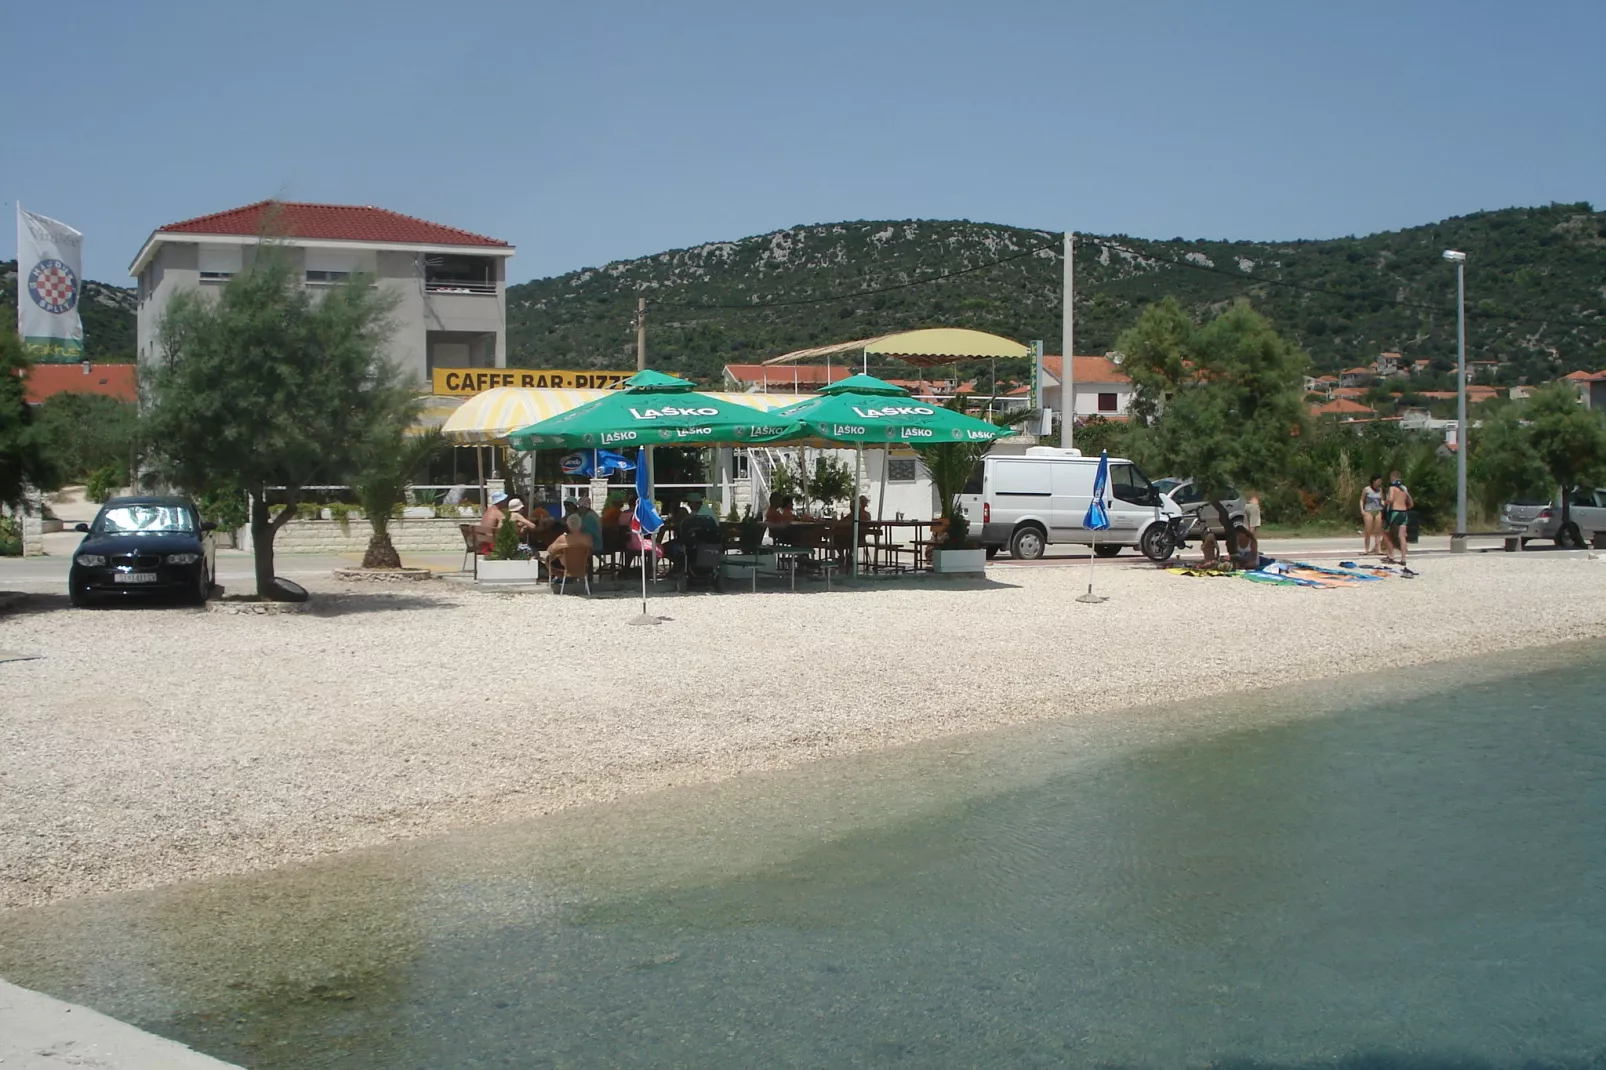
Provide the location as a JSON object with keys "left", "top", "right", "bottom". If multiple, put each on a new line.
{"left": 166, "top": 553, "right": 201, "bottom": 565}
{"left": 75, "top": 554, "right": 107, "bottom": 567}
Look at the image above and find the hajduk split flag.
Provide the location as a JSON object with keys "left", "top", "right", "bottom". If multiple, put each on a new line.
{"left": 16, "top": 206, "right": 85, "bottom": 362}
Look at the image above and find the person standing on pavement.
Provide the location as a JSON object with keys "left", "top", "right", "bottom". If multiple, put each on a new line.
{"left": 1382, "top": 470, "right": 1417, "bottom": 576}
{"left": 1361, "top": 475, "right": 1386, "bottom": 555}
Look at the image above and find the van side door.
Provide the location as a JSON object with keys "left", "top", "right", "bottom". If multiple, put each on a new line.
{"left": 990, "top": 459, "right": 1054, "bottom": 538}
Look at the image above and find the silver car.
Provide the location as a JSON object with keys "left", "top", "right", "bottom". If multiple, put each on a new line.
{"left": 1502, "top": 489, "right": 1606, "bottom": 548}
{"left": 1155, "top": 478, "right": 1247, "bottom": 538}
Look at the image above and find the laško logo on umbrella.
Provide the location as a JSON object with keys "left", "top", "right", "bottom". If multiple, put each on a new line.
{"left": 899, "top": 428, "right": 934, "bottom": 438}
{"left": 601, "top": 431, "right": 639, "bottom": 444}
{"left": 831, "top": 424, "right": 867, "bottom": 436}
{"left": 851, "top": 405, "right": 935, "bottom": 419}
{"left": 628, "top": 406, "right": 719, "bottom": 420}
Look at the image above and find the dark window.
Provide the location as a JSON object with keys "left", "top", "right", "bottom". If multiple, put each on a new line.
{"left": 887, "top": 459, "right": 918, "bottom": 482}
{"left": 1109, "top": 463, "right": 1157, "bottom": 506}
{"left": 305, "top": 270, "right": 350, "bottom": 283}
{"left": 1098, "top": 392, "right": 1118, "bottom": 412}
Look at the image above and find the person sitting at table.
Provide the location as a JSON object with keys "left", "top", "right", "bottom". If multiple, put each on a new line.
{"left": 475, "top": 492, "right": 510, "bottom": 553}
{"left": 544, "top": 514, "right": 594, "bottom": 585}
{"left": 575, "top": 494, "right": 605, "bottom": 549}
{"left": 858, "top": 495, "right": 873, "bottom": 522}
{"left": 600, "top": 495, "right": 623, "bottom": 529}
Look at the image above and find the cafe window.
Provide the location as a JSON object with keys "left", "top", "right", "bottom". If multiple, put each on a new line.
{"left": 1098, "top": 392, "right": 1118, "bottom": 412}
{"left": 887, "top": 459, "right": 918, "bottom": 483}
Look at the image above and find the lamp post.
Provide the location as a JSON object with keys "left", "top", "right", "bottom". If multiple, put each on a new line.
{"left": 1443, "top": 249, "right": 1467, "bottom": 549}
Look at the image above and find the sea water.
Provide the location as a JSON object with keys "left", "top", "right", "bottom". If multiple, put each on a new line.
{"left": 3, "top": 643, "right": 1604, "bottom": 1069}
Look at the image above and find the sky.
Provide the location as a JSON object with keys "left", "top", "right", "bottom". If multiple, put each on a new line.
{"left": 3, "top": 0, "right": 1602, "bottom": 285}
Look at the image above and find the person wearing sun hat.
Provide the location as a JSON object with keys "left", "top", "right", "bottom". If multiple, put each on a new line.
{"left": 474, "top": 492, "right": 511, "bottom": 553}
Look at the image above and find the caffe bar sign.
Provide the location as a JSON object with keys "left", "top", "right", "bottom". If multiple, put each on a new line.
{"left": 432, "top": 368, "right": 631, "bottom": 395}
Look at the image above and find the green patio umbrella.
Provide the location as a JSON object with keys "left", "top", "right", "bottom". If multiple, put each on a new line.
{"left": 506, "top": 369, "right": 800, "bottom": 450}
{"left": 759, "top": 374, "right": 1016, "bottom": 577}
{"left": 760, "top": 374, "right": 1016, "bottom": 445}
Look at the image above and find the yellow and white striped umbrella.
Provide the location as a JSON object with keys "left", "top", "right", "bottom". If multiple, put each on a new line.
{"left": 440, "top": 387, "right": 611, "bottom": 444}
{"left": 704, "top": 391, "right": 812, "bottom": 412}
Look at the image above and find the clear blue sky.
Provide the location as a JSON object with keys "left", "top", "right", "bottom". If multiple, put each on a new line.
{"left": 4, "top": 0, "right": 1602, "bottom": 284}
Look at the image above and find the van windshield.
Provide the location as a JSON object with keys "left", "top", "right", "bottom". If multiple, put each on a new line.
{"left": 962, "top": 468, "right": 984, "bottom": 495}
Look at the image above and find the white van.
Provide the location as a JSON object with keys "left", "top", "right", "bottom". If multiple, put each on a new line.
{"left": 958, "top": 446, "right": 1181, "bottom": 561}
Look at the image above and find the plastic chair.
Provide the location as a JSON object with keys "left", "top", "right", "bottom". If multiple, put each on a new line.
{"left": 458, "top": 524, "right": 478, "bottom": 572}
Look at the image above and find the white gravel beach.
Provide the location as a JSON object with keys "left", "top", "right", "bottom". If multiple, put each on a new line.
{"left": 4, "top": 553, "right": 1606, "bottom": 909}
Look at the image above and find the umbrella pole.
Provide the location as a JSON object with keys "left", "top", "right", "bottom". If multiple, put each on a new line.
{"left": 852, "top": 442, "right": 863, "bottom": 578}
{"left": 474, "top": 445, "right": 485, "bottom": 580}
{"left": 1077, "top": 539, "right": 1107, "bottom": 603}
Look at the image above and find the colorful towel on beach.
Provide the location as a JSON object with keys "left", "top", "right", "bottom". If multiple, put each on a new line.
{"left": 1170, "top": 558, "right": 1405, "bottom": 589}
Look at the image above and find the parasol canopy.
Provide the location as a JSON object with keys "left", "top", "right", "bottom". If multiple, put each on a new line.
{"left": 758, "top": 374, "right": 1016, "bottom": 445}
{"left": 507, "top": 369, "right": 803, "bottom": 450}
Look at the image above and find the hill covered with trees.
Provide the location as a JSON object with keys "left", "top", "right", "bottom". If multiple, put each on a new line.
{"left": 8, "top": 204, "right": 1602, "bottom": 382}
{"left": 505, "top": 203, "right": 1604, "bottom": 386}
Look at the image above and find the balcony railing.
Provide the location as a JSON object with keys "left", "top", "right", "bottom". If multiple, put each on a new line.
{"left": 425, "top": 279, "right": 497, "bottom": 295}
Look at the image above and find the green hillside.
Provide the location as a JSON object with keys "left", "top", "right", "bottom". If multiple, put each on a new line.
{"left": 505, "top": 204, "right": 1605, "bottom": 386}
{"left": 2, "top": 260, "right": 136, "bottom": 362}
{"left": 8, "top": 203, "right": 1602, "bottom": 383}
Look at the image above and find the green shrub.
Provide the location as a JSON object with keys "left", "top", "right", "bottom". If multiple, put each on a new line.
{"left": 196, "top": 485, "right": 249, "bottom": 533}
{"left": 0, "top": 515, "right": 21, "bottom": 556}
{"left": 86, "top": 465, "right": 124, "bottom": 503}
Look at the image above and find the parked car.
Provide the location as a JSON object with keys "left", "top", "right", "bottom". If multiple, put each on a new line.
{"left": 1153, "top": 478, "right": 1247, "bottom": 538}
{"left": 958, "top": 447, "right": 1182, "bottom": 561}
{"left": 1500, "top": 488, "right": 1606, "bottom": 548}
{"left": 68, "top": 496, "right": 217, "bottom": 607}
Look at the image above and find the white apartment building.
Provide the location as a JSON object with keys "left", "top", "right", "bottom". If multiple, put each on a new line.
{"left": 130, "top": 200, "right": 515, "bottom": 387}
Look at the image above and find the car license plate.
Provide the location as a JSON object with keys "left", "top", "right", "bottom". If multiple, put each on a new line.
{"left": 114, "top": 572, "right": 159, "bottom": 584}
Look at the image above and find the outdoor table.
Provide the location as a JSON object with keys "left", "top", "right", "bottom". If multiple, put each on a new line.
{"left": 865, "top": 520, "right": 931, "bottom": 573}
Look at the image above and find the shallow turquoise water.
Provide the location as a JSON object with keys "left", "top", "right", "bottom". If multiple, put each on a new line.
{"left": 4, "top": 644, "right": 1605, "bottom": 1068}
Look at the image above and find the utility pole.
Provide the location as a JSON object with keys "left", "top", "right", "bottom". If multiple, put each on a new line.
{"left": 1061, "top": 232, "right": 1075, "bottom": 450}
{"left": 1444, "top": 250, "right": 1468, "bottom": 550}
{"left": 636, "top": 296, "right": 647, "bottom": 371}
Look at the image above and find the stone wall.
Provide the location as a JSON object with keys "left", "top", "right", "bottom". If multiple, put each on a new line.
{"left": 273, "top": 516, "right": 471, "bottom": 555}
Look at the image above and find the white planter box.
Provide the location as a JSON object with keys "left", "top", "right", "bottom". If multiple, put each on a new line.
{"left": 476, "top": 557, "right": 543, "bottom": 585}
{"left": 402, "top": 506, "right": 435, "bottom": 519}
{"left": 721, "top": 563, "right": 756, "bottom": 581}
{"left": 932, "top": 548, "right": 987, "bottom": 574}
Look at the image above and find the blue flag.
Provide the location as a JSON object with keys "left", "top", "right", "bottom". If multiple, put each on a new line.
{"left": 1083, "top": 450, "right": 1112, "bottom": 531}
{"left": 632, "top": 448, "right": 663, "bottom": 535}
{"left": 560, "top": 449, "right": 635, "bottom": 478}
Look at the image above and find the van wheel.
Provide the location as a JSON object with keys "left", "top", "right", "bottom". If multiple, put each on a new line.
{"left": 1010, "top": 526, "right": 1046, "bottom": 560}
{"left": 1093, "top": 544, "right": 1122, "bottom": 558}
{"left": 1139, "top": 524, "right": 1176, "bottom": 563}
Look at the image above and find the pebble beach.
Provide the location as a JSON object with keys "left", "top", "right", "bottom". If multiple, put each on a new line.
{"left": 4, "top": 552, "right": 1606, "bottom": 909}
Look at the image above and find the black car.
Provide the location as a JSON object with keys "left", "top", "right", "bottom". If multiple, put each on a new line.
{"left": 69, "top": 496, "right": 217, "bottom": 607}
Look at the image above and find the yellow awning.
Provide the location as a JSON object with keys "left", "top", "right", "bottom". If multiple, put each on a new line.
{"left": 440, "top": 387, "right": 813, "bottom": 445}
{"left": 763, "top": 328, "right": 1028, "bottom": 367}
{"left": 441, "top": 387, "right": 610, "bottom": 444}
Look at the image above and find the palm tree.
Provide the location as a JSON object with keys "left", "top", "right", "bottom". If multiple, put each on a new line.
{"left": 355, "top": 417, "right": 447, "bottom": 570}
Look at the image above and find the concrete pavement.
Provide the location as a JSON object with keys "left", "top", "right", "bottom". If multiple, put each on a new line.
{"left": 0, "top": 979, "right": 241, "bottom": 1069}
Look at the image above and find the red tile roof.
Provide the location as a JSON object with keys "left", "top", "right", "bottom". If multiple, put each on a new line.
{"left": 1041, "top": 355, "right": 1130, "bottom": 384}
{"left": 23, "top": 363, "right": 138, "bottom": 404}
{"left": 156, "top": 200, "right": 509, "bottom": 247}
{"left": 724, "top": 364, "right": 850, "bottom": 387}
{"left": 1330, "top": 386, "right": 1368, "bottom": 399}
{"left": 1311, "top": 398, "right": 1375, "bottom": 416}
{"left": 1419, "top": 391, "right": 1457, "bottom": 399}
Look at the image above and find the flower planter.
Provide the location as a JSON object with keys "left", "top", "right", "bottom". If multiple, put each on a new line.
{"left": 932, "top": 547, "right": 987, "bottom": 574}
{"left": 476, "top": 556, "right": 543, "bottom": 585}
{"left": 721, "top": 563, "right": 757, "bottom": 581}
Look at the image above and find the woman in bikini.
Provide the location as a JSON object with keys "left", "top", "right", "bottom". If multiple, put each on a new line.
{"left": 1361, "top": 475, "right": 1385, "bottom": 555}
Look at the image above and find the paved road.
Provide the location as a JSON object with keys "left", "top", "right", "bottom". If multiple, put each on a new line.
{"left": 1, "top": 532, "right": 1535, "bottom": 592}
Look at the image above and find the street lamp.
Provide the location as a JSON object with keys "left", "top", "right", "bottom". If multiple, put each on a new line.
{"left": 1443, "top": 249, "right": 1467, "bottom": 549}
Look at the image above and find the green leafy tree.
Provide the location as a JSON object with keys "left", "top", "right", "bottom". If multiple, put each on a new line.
{"left": 355, "top": 423, "right": 447, "bottom": 569}
{"left": 143, "top": 251, "right": 405, "bottom": 599}
{"left": 1470, "top": 403, "right": 1551, "bottom": 515}
{"left": 1523, "top": 383, "right": 1606, "bottom": 535}
{"left": 32, "top": 393, "right": 143, "bottom": 485}
{"left": 1120, "top": 298, "right": 1308, "bottom": 528}
{"left": 0, "top": 324, "right": 59, "bottom": 508}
